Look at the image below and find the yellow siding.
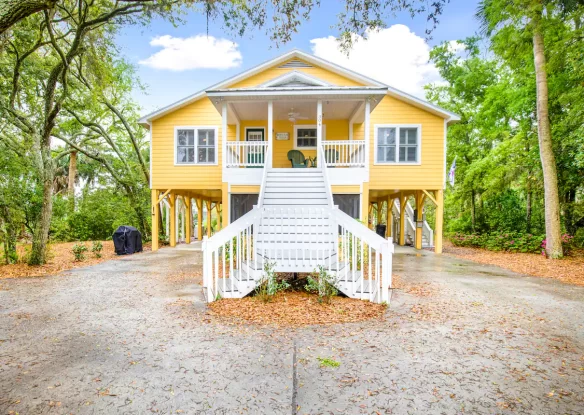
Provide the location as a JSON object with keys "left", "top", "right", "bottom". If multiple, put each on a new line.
{"left": 331, "top": 185, "right": 360, "bottom": 193}
{"left": 230, "top": 185, "right": 260, "bottom": 193}
{"left": 151, "top": 97, "right": 228, "bottom": 190}
{"left": 366, "top": 95, "right": 445, "bottom": 190}
{"left": 229, "top": 58, "right": 364, "bottom": 88}
{"left": 240, "top": 119, "right": 349, "bottom": 168}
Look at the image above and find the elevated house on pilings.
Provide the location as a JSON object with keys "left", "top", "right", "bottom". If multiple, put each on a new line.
{"left": 139, "top": 50, "right": 460, "bottom": 304}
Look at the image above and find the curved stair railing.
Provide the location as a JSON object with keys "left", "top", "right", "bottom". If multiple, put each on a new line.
{"left": 202, "top": 142, "right": 394, "bottom": 304}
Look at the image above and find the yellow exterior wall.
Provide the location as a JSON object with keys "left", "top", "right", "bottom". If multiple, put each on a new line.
{"left": 151, "top": 97, "right": 236, "bottom": 190}
{"left": 364, "top": 95, "right": 445, "bottom": 190}
{"left": 229, "top": 58, "right": 364, "bottom": 88}
{"left": 240, "top": 119, "right": 349, "bottom": 168}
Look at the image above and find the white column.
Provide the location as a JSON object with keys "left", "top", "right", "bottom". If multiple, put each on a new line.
{"left": 364, "top": 99, "right": 371, "bottom": 173}
{"left": 222, "top": 102, "right": 227, "bottom": 169}
{"left": 317, "top": 100, "right": 323, "bottom": 169}
{"left": 267, "top": 101, "right": 273, "bottom": 169}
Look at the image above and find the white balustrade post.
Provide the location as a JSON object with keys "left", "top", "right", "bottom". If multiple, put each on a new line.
{"left": 317, "top": 100, "right": 323, "bottom": 169}
{"left": 267, "top": 101, "right": 273, "bottom": 169}
{"left": 364, "top": 99, "right": 370, "bottom": 174}
{"left": 222, "top": 102, "right": 227, "bottom": 170}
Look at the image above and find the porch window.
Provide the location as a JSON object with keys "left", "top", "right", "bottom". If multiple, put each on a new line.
{"left": 175, "top": 127, "right": 217, "bottom": 165}
{"left": 294, "top": 125, "right": 325, "bottom": 149}
{"left": 375, "top": 125, "right": 420, "bottom": 164}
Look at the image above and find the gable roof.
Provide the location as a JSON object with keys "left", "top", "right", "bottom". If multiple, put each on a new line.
{"left": 139, "top": 49, "right": 460, "bottom": 126}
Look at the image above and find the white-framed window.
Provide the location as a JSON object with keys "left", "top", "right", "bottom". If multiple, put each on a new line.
{"left": 374, "top": 124, "right": 421, "bottom": 164}
{"left": 175, "top": 126, "right": 218, "bottom": 165}
{"left": 294, "top": 125, "right": 326, "bottom": 150}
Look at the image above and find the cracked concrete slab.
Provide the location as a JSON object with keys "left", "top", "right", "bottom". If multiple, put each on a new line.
{"left": 1, "top": 244, "right": 582, "bottom": 414}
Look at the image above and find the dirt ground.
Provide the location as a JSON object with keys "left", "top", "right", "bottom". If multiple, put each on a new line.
{"left": 0, "top": 240, "right": 150, "bottom": 280}
{"left": 0, "top": 243, "right": 583, "bottom": 414}
{"left": 441, "top": 240, "right": 584, "bottom": 286}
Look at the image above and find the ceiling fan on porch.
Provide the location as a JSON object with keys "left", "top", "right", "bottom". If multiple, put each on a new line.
{"left": 287, "top": 107, "right": 309, "bottom": 123}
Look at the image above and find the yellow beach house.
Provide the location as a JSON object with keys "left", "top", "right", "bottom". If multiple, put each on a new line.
{"left": 139, "top": 50, "right": 459, "bottom": 303}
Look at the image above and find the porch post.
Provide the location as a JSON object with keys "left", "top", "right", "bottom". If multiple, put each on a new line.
{"left": 151, "top": 189, "right": 159, "bottom": 251}
{"left": 317, "top": 99, "right": 323, "bottom": 167}
{"left": 196, "top": 198, "right": 203, "bottom": 240}
{"left": 185, "top": 197, "right": 192, "bottom": 244}
{"left": 267, "top": 101, "right": 273, "bottom": 168}
{"left": 435, "top": 189, "right": 444, "bottom": 254}
{"left": 206, "top": 200, "right": 212, "bottom": 237}
{"left": 415, "top": 191, "right": 425, "bottom": 250}
{"left": 364, "top": 99, "right": 370, "bottom": 172}
{"left": 222, "top": 102, "right": 227, "bottom": 169}
{"left": 222, "top": 182, "right": 229, "bottom": 227}
{"left": 169, "top": 193, "right": 176, "bottom": 247}
{"left": 387, "top": 197, "right": 394, "bottom": 238}
{"left": 399, "top": 193, "right": 406, "bottom": 246}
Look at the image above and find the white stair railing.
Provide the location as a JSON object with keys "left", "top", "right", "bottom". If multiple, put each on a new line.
{"left": 393, "top": 200, "right": 434, "bottom": 247}
{"left": 322, "top": 140, "right": 366, "bottom": 167}
{"left": 332, "top": 207, "right": 393, "bottom": 303}
{"left": 225, "top": 141, "right": 268, "bottom": 168}
{"left": 202, "top": 208, "right": 261, "bottom": 302}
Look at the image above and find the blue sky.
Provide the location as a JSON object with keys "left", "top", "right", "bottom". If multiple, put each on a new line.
{"left": 116, "top": 0, "right": 481, "bottom": 114}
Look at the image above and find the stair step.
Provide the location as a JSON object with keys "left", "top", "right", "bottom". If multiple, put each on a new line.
{"left": 263, "top": 199, "right": 329, "bottom": 206}
{"left": 264, "top": 193, "right": 327, "bottom": 199}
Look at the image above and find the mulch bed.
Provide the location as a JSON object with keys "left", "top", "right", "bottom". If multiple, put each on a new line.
{"left": 441, "top": 241, "right": 584, "bottom": 286}
{"left": 207, "top": 291, "right": 387, "bottom": 327}
{"left": 0, "top": 240, "right": 150, "bottom": 280}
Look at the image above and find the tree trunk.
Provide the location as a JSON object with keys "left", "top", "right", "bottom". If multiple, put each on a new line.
{"left": 0, "top": 0, "right": 56, "bottom": 34}
{"left": 526, "top": 181, "right": 532, "bottom": 233}
{"left": 29, "top": 164, "right": 54, "bottom": 265}
{"left": 532, "top": 12, "right": 563, "bottom": 258}
{"left": 0, "top": 207, "right": 18, "bottom": 264}
{"left": 68, "top": 150, "right": 77, "bottom": 208}
{"left": 470, "top": 189, "right": 476, "bottom": 231}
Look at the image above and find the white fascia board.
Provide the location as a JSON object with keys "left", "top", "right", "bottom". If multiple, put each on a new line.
{"left": 206, "top": 88, "right": 389, "bottom": 97}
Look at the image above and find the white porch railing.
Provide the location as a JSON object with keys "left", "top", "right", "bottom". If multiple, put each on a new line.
{"left": 225, "top": 141, "right": 268, "bottom": 168}
{"left": 322, "top": 140, "right": 366, "bottom": 167}
{"left": 333, "top": 207, "right": 393, "bottom": 303}
{"left": 202, "top": 208, "right": 261, "bottom": 302}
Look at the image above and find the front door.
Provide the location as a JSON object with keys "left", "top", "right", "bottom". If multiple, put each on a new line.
{"left": 246, "top": 128, "right": 265, "bottom": 166}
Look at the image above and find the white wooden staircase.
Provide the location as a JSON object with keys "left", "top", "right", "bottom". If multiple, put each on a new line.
{"left": 203, "top": 147, "right": 394, "bottom": 304}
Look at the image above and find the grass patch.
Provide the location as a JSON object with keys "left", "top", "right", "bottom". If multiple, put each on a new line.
{"left": 317, "top": 357, "right": 340, "bottom": 368}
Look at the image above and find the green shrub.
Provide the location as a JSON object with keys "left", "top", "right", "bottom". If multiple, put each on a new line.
{"left": 450, "top": 232, "right": 545, "bottom": 254}
{"left": 305, "top": 265, "right": 338, "bottom": 304}
{"left": 72, "top": 243, "right": 88, "bottom": 261}
{"left": 91, "top": 241, "right": 103, "bottom": 258}
{"left": 255, "top": 261, "right": 290, "bottom": 302}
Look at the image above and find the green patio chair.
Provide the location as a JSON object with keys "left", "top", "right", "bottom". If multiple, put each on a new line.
{"left": 324, "top": 148, "right": 339, "bottom": 167}
{"left": 287, "top": 150, "right": 309, "bottom": 168}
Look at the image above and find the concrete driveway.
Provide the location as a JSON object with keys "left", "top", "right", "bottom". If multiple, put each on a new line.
{"left": 1, "top": 244, "right": 582, "bottom": 414}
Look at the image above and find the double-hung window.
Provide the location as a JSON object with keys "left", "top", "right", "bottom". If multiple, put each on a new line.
{"left": 375, "top": 125, "right": 420, "bottom": 164}
{"left": 175, "top": 127, "right": 217, "bottom": 165}
{"left": 294, "top": 125, "right": 325, "bottom": 150}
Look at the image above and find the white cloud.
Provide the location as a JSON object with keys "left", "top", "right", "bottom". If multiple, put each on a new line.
{"left": 139, "top": 34, "right": 242, "bottom": 71}
{"left": 310, "top": 25, "right": 442, "bottom": 98}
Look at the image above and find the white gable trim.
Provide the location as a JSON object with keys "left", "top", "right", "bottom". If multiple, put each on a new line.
{"left": 138, "top": 49, "right": 460, "bottom": 126}
{"left": 260, "top": 71, "right": 331, "bottom": 88}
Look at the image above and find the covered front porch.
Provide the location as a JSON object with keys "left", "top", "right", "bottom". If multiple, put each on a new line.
{"left": 211, "top": 87, "right": 385, "bottom": 186}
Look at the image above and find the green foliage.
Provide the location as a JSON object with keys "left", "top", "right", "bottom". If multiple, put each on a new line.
{"left": 316, "top": 357, "right": 340, "bottom": 368}
{"left": 305, "top": 265, "right": 338, "bottom": 304}
{"left": 450, "top": 232, "right": 545, "bottom": 253}
{"left": 255, "top": 261, "right": 290, "bottom": 302}
{"left": 71, "top": 243, "right": 88, "bottom": 261}
{"left": 50, "top": 189, "right": 145, "bottom": 242}
{"left": 91, "top": 241, "right": 103, "bottom": 258}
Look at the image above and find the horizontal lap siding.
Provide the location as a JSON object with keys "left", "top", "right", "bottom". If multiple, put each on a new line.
{"left": 151, "top": 98, "right": 223, "bottom": 189}
{"left": 229, "top": 59, "right": 364, "bottom": 88}
{"left": 367, "top": 96, "right": 445, "bottom": 190}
